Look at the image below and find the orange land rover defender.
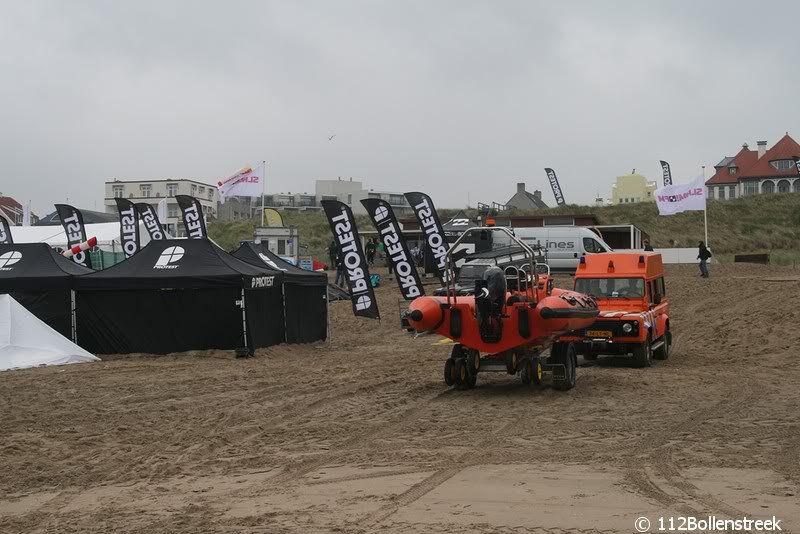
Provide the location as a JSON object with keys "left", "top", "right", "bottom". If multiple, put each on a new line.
{"left": 559, "top": 252, "right": 671, "bottom": 367}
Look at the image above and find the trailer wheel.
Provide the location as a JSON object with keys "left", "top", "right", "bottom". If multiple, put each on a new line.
{"left": 532, "top": 358, "right": 544, "bottom": 385}
{"left": 550, "top": 342, "right": 577, "bottom": 391}
{"left": 632, "top": 335, "right": 653, "bottom": 368}
{"left": 654, "top": 330, "right": 671, "bottom": 361}
{"left": 505, "top": 351, "right": 518, "bottom": 375}
{"left": 454, "top": 358, "right": 468, "bottom": 387}
{"left": 444, "top": 358, "right": 456, "bottom": 386}
{"left": 520, "top": 357, "right": 532, "bottom": 385}
{"left": 467, "top": 349, "right": 481, "bottom": 373}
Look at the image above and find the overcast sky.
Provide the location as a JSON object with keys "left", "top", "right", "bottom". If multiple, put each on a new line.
{"left": 2, "top": 0, "right": 799, "bottom": 215}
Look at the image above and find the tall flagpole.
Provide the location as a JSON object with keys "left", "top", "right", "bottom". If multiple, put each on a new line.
{"left": 261, "top": 160, "right": 266, "bottom": 226}
{"left": 702, "top": 165, "right": 709, "bottom": 247}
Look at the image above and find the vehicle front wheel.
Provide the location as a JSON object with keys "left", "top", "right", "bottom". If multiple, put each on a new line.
{"left": 632, "top": 335, "right": 653, "bottom": 368}
{"left": 654, "top": 330, "right": 671, "bottom": 360}
{"left": 550, "top": 342, "right": 577, "bottom": 391}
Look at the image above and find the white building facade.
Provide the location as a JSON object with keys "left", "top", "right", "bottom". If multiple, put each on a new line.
{"left": 104, "top": 179, "right": 219, "bottom": 237}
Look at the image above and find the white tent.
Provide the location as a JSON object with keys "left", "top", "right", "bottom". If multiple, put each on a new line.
{"left": 9, "top": 222, "right": 151, "bottom": 253}
{"left": 0, "top": 294, "right": 100, "bottom": 371}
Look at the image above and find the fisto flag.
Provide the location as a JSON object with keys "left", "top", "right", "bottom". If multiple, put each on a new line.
{"left": 55, "top": 204, "right": 92, "bottom": 268}
{"left": 404, "top": 191, "right": 450, "bottom": 282}
{"left": 544, "top": 168, "right": 566, "bottom": 205}
{"left": 136, "top": 203, "right": 165, "bottom": 240}
{"left": 362, "top": 198, "right": 424, "bottom": 300}
{"left": 218, "top": 166, "right": 262, "bottom": 201}
{"left": 321, "top": 200, "right": 380, "bottom": 319}
{"left": 659, "top": 160, "right": 673, "bottom": 186}
{"left": 175, "top": 195, "right": 207, "bottom": 239}
{"left": 0, "top": 215, "right": 12, "bottom": 244}
{"left": 114, "top": 198, "right": 140, "bottom": 258}
{"left": 654, "top": 175, "right": 706, "bottom": 216}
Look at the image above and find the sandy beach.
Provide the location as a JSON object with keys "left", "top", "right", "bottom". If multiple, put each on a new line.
{"left": 1, "top": 264, "right": 799, "bottom": 533}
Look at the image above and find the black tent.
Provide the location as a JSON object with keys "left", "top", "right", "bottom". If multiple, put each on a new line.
{"left": 0, "top": 243, "right": 92, "bottom": 339}
{"left": 232, "top": 242, "right": 327, "bottom": 343}
{"left": 74, "top": 239, "right": 285, "bottom": 354}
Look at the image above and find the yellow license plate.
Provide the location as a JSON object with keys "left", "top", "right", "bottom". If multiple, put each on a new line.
{"left": 586, "top": 330, "right": 613, "bottom": 338}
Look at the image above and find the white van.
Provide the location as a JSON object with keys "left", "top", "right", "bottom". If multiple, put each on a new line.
{"left": 511, "top": 227, "right": 613, "bottom": 272}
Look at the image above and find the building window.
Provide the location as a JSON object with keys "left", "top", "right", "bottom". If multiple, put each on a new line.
{"left": 718, "top": 187, "right": 725, "bottom": 200}
{"left": 389, "top": 194, "right": 405, "bottom": 205}
{"left": 728, "top": 167, "right": 737, "bottom": 175}
{"left": 770, "top": 159, "right": 795, "bottom": 170}
{"left": 208, "top": 188, "right": 214, "bottom": 200}
{"left": 743, "top": 182, "right": 758, "bottom": 196}
{"left": 167, "top": 183, "right": 178, "bottom": 196}
{"left": 761, "top": 180, "right": 775, "bottom": 194}
{"left": 191, "top": 184, "right": 197, "bottom": 195}
{"left": 729, "top": 185, "right": 736, "bottom": 199}
{"left": 113, "top": 186, "right": 124, "bottom": 198}
{"left": 168, "top": 205, "right": 178, "bottom": 218}
{"left": 777, "top": 180, "right": 791, "bottom": 193}
{"left": 794, "top": 180, "right": 800, "bottom": 193}
{"left": 198, "top": 186, "right": 205, "bottom": 194}
{"left": 140, "top": 184, "right": 152, "bottom": 197}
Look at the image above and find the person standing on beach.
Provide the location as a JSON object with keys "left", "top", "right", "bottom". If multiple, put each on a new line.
{"left": 334, "top": 250, "right": 346, "bottom": 287}
{"left": 697, "top": 241, "right": 712, "bottom": 278}
{"left": 643, "top": 240, "right": 654, "bottom": 251}
{"left": 365, "top": 238, "right": 376, "bottom": 267}
{"left": 328, "top": 240, "right": 337, "bottom": 271}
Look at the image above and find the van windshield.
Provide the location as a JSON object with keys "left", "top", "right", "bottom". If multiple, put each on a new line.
{"left": 575, "top": 278, "right": 645, "bottom": 298}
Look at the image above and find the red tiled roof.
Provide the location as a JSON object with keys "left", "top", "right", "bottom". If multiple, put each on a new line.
{"left": 0, "top": 196, "right": 22, "bottom": 210}
{"left": 705, "top": 146, "right": 757, "bottom": 185}
{"left": 739, "top": 134, "right": 800, "bottom": 179}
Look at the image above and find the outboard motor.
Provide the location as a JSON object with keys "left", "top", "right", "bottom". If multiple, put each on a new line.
{"left": 475, "top": 266, "right": 506, "bottom": 343}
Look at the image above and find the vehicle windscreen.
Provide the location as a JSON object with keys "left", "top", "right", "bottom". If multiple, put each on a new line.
{"left": 458, "top": 264, "right": 488, "bottom": 282}
{"left": 575, "top": 277, "right": 645, "bottom": 298}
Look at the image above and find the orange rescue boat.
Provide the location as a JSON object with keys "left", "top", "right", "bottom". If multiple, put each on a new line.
{"left": 404, "top": 227, "right": 599, "bottom": 390}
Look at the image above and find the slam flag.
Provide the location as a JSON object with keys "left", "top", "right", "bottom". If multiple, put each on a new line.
{"left": 54, "top": 204, "right": 92, "bottom": 268}
{"left": 175, "top": 195, "right": 207, "bottom": 239}
{"left": 0, "top": 215, "right": 12, "bottom": 244}
{"left": 114, "top": 198, "right": 140, "bottom": 258}
{"left": 404, "top": 191, "right": 450, "bottom": 282}
{"left": 362, "top": 198, "right": 424, "bottom": 300}
{"left": 136, "top": 203, "right": 165, "bottom": 240}
{"left": 659, "top": 160, "right": 673, "bottom": 186}
{"left": 321, "top": 200, "right": 380, "bottom": 319}
{"left": 544, "top": 168, "right": 566, "bottom": 205}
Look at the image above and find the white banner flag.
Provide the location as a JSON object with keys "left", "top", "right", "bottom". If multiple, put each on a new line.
{"left": 157, "top": 197, "right": 168, "bottom": 224}
{"left": 218, "top": 167, "right": 263, "bottom": 202}
{"left": 22, "top": 202, "right": 31, "bottom": 226}
{"left": 654, "top": 175, "right": 706, "bottom": 216}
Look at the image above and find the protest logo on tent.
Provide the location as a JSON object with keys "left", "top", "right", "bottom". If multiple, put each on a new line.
{"left": 153, "top": 246, "right": 184, "bottom": 269}
{"left": 0, "top": 251, "right": 22, "bottom": 271}
{"left": 250, "top": 276, "right": 275, "bottom": 288}
{"left": 258, "top": 253, "right": 287, "bottom": 271}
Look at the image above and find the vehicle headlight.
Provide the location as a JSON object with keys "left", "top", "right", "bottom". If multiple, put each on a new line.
{"left": 622, "top": 323, "right": 633, "bottom": 333}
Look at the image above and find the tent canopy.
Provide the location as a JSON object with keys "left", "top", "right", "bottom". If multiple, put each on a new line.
{"left": 0, "top": 243, "right": 92, "bottom": 291}
{"left": 0, "top": 294, "right": 99, "bottom": 372}
{"left": 9, "top": 222, "right": 151, "bottom": 253}
{"left": 75, "top": 238, "right": 283, "bottom": 290}
{"left": 232, "top": 242, "right": 326, "bottom": 287}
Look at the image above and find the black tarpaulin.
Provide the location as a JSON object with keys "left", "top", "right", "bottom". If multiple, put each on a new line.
{"left": 232, "top": 242, "right": 327, "bottom": 343}
{"left": 74, "top": 239, "right": 286, "bottom": 354}
{"left": 0, "top": 243, "right": 91, "bottom": 338}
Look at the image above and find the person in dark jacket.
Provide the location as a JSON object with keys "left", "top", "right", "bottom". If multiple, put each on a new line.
{"left": 328, "top": 240, "right": 338, "bottom": 271}
{"left": 334, "top": 251, "right": 346, "bottom": 287}
{"left": 697, "top": 241, "right": 712, "bottom": 278}
{"left": 643, "top": 240, "right": 654, "bottom": 251}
